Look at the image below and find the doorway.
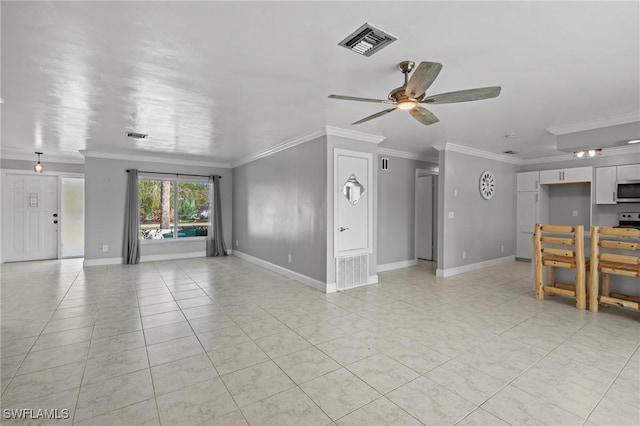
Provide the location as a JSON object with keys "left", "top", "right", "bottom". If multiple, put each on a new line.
{"left": 3, "top": 173, "right": 85, "bottom": 262}
{"left": 415, "top": 170, "right": 438, "bottom": 263}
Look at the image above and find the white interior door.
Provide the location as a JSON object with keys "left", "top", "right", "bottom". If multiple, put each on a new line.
{"left": 416, "top": 175, "right": 433, "bottom": 260}
{"left": 4, "top": 174, "right": 59, "bottom": 262}
{"left": 516, "top": 191, "right": 538, "bottom": 259}
{"left": 336, "top": 153, "right": 369, "bottom": 253}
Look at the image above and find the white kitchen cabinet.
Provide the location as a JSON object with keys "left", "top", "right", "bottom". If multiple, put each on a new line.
{"left": 595, "top": 166, "right": 617, "bottom": 205}
{"left": 617, "top": 164, "right": 640, "bottom": 181}
{"left": 516, "top": 191, "right": 538, "bottom": 260}
{"left": 516, "top": 172, "right": 548, "bottom": 260}
{"left": 540, "top": 166, "right": 592, "bottom": 184}
{"left": 517, "top": 171, "right": 539, "bottom": 192}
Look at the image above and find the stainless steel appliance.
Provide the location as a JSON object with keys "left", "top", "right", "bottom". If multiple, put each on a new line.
{"left": 616, "top": 180, "right": 640, "bottom": 203}
{"left": 617, "top": 212, "right": 640, "bottom": 229}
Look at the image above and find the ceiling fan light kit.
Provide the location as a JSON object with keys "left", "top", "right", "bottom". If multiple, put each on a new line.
{"left": 328, "top": 60, "right": 501, "bottom": 127}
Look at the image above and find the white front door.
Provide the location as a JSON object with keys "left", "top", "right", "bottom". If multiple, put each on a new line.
{"left": 336, "top": 153, "right": 370, "bottom": 253}
{"left": 4, "top": 174, "right": 59, "bottom": 262}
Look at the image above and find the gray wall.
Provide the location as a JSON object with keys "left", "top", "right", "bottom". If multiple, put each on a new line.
{"left": 441, "top": 150, "right": 517, "bottom": 270}
{"left": 377, "top": 155, "right": 437, "bottom": 265}
{"left": 547, "top": 183, "right": 591, "bottom": 228}
{"left": 232, "top": 137, "right": 327, "bottom": 283}
{"left": 84, "top": 157, "right": 232, "bottom": 261}
{"left": 1, "top": 159, "right": 84, "bottom": 174}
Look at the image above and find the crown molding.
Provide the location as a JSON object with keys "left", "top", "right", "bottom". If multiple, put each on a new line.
{"left": 443, "top": 143, "right": 522, "bottom": 165}
{"left": 80, "top": 150, "right": 231, "bottom": 168}
{"left": 231, "top": 128, "right": 327, "bottom": 168}
{"left": 546, "top": 111, "right": 640, "bottom": 136}
{"left": 0, "top": 150, "right": 85, "bottom": 164}
{"left": 325, "top": 126, "right": 386, "bottom": 144}
{"left": 377, "top": 147, "right": 436, "bottom": 163}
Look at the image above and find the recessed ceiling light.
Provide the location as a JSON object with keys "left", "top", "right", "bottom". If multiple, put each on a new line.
{"left": 628, "top": 139, "right": 640, "bottom": 144}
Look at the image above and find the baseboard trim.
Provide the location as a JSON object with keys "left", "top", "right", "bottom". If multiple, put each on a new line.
{"left": 377, "top": 259, "right": 418, "bottom": 272}
{"left": 83, "top": 257, "right": 124, "bottom": 267}
{"left": 232, "top": 250, "right": 328, "bottom": 293}
{"left": 369, "top": 274, "right": 379, "bottom": 284}
{"left": 140, "top": 251, "right": 205, "bottom": 262}
{"left": 436, "top": 255, "right": 515, "bottom": 277}
{"left": 326, "top": 283, "right": 337, "bottom": 293}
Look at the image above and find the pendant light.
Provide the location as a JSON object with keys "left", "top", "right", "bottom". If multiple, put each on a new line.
{"left": 33, "top": 152, "right": 44, "bottom": 173}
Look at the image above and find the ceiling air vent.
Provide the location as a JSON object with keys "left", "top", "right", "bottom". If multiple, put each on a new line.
{"left": 503, "top": 150, "right": 517, "bottom": 155}
{"left": 126, "top": 131, "right": 148, "bottom": 139}
{"left": 338, "top": 23, "right": 397, "bottom": 57}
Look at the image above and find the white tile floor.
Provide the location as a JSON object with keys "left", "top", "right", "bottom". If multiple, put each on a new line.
{"left": 1, "top": 257, "right": 638, "bottom": 425}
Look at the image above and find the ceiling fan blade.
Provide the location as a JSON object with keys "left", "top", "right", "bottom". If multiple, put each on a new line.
{"left": 405, "top": 62, "right": 443, "bottom": 98}
{"left": 409, "top": 107, "right": 439, "bottom": 126}
{"left": 422, "top": 86, "right": 501, "bottom": 104}
{"left": 352, "top": 108, "right": 396, "bottom": 125}
{"left": 328, "top": 94, "right": 392, "bottom": 104}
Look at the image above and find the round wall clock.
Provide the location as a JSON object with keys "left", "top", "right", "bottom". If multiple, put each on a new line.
{"left": 479, "top": 170, "right": 496, "bottom": 200}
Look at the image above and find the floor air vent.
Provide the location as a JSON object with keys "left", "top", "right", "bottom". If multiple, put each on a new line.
{"left": 336, "top": 254, "right": 369, "bottom": 290}
{"left": 338, "top": 23, "right": 397, "bottom": 57}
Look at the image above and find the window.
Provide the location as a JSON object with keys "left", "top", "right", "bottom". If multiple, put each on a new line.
{"left": 139, "top": 177, "right": 210, "bottom": 240}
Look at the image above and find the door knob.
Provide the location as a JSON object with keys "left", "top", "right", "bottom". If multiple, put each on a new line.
{"left": 53, "top": 213, "right": 58, "bottom": 217}
{"left": 339, "top": 227, "right": 349, "bottom": 232}
{"left": 53, "top": 220, "right": 58, "bottom": 224}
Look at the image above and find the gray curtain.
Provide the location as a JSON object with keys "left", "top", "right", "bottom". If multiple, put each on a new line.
{"left": 206, "top": 175, "right": 227, "bottom": 256}
{"left": 124, "top": 169, "right": 140, "bottom": 264}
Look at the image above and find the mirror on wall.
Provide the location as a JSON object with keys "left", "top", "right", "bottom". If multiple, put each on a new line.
{"left": 342, "top": 174, "right": 365, "bottom": 205}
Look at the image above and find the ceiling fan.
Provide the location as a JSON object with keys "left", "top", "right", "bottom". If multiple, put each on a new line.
{"left": 328, "top": 61, "right": 501, "bottom": 126}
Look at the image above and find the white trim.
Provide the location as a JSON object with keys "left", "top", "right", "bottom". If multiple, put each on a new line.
{"left": 377, "top": 147, "right": 435, "bottom": 162}
{"left": 140, "top": 251, "right": 205, "bottom": 262}
{"left": 377, "top": 259, "right": 418, "bottom": 272}
{"left": 546, "top": 112, "right": 640, "bottom": 135}
{"left": 443, "top": 143, "right": 522, "bottom": 165}
{"left": 80, "top": 150, "right": 231, "bottom": 169}
{"left": 436, "top": 255, "right": 515, "bottom": 278}
{"left": 326, "top": 283, "right": 337, "bottom": 293}
{"left": 0, "top": 169, "right": 83, "bottom": 178}
{"left": 232, "top": 250, "right": 328, "bottom": 293}
{"left": 325, "top": 126, "right": 386, "bottom": 144}
{"left": 83, "top": 257, "right": 124, "bottom": 267}
{"left": 231, "top": 129, "right": 326, "bottom": 168}
{"left": 0, "top": 150, "right": 84, "bottom": 164}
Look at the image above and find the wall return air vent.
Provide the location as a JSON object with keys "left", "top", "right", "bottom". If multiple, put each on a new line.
{"left": 338, "top": 23, "right": 397, "bottom": 57}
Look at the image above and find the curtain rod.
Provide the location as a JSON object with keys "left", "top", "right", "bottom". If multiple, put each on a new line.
{"left": 126, "top": 170, "right": 221, "bottom": 179}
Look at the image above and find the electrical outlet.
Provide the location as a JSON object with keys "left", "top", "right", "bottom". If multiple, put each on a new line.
{"left": 236, "top": 239, "right": 239, "bottom": 247}
{"left": 462, "top": 251, "right": 466, "bottom": 259}
{"left": 501, "top": 245, "right": 504, "bottom": 252}
{"left": 448, "top": 211, "right": 455, "bottom": 219}
{"left": 454, "top": 189, "right": 458, "bottom": 197}
{"left": 102, "top": 244, "right": 109, "bottom": 252}
{"left": 287, "top": 254, "right": 292, "bottom": 263}
{"left": 572, "top": 210, "right": 579, "bottom": 217}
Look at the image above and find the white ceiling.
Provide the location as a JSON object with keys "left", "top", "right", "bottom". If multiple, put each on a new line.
{"left": 1, "top": 1, "right": 639, "bottom": 165}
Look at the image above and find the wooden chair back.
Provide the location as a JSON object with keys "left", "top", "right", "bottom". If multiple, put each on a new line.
{"left": 534, "top": 224, "right": 586, "bottom": 309}
{"left": 589, "top": 226, "right": 640, "bottom": 312}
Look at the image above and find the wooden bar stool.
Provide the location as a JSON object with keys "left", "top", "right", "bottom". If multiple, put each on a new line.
{"left": 534, "top": 224, "right": 587, "bottom": 310}
{"left": 588, "top": 226, "right": 640, "bottom": 313}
